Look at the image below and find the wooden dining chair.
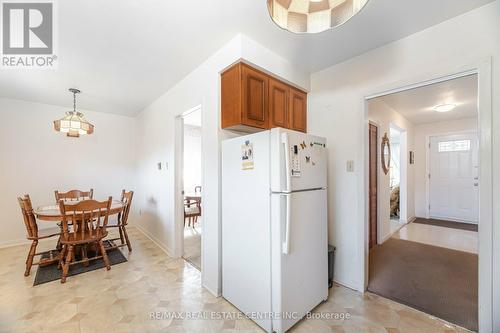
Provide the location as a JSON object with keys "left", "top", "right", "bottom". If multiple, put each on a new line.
{"left": 55, "top": 189, "right": 94, "bottom": 202}
{"left": 106, "top": 190, "right": 134, "bottom": 252}
{"left": 58, "top": 197, "right": 112, "bottom": 283}
{"left": 17, "top": 195, "right": 60, "bottom": 276}
{"left": 184, "top": 196, "right": 201, "bottom": 227}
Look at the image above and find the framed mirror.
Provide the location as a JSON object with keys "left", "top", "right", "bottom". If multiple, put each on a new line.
{"left": 381, "top": 133, "right": 391, "bottom": 175}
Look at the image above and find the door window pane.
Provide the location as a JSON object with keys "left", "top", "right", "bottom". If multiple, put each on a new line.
{"left": 438, "top": 140, "right": 471, "bottom": 152}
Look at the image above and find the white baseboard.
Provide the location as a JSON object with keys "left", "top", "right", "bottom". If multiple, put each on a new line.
{"left": 203, "top": 278, "right": 221, "bottom": 297}
{"left": 380, "top": 232, "right": 392, "bottom": 244}
{"left": 0, "top": 238, "right": 30, "bottom": 249}
{"left": 132, "top": 225, "right": 175, "bottom": 258}
{"left": 402, "top": 216, "right": 416, "bottom": 224}
{"left": 333, "top": 276, "right": 363, "bottom": 293}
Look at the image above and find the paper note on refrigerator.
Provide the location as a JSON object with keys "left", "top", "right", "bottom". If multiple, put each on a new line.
{"left": 241, "top": 141, "right": 254, "bottom": 170}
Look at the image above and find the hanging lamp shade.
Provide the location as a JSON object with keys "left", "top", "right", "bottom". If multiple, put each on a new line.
{"left": 267, "top": 0, "right": 369, "bottom": 34}
{"left": 53, "top": 88, "right": 94, "bottom": 137}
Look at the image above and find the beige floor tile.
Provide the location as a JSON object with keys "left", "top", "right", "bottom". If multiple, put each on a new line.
{"left": 0, "top": 228, "right": 471, "bottom": 333}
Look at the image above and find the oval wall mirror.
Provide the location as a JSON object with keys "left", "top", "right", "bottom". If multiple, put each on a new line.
{"left": 381, "top": 133, "right": 391, "bottom": 175}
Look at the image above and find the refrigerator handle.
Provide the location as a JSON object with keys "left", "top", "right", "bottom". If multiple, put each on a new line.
{"left": 281, "top": 132, "right": 292, "bottom": 193}
{"left": 282, "top": 193, "right": 291, "bottom": 255}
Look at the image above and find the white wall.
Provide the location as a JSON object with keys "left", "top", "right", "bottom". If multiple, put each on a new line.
{"left": 367, "top": 98, "right": 415, "bottom": 243}
{"left": 0, "top": 97, "right": 136, "bottom": 247}
{"left": 134, "top": 34, "right": 310, "bottom": 296}
{"left": 414, "top": 117, "right": 478, "bottom": 218}
{"left": 308, "top": 5, "right": 499, "bottom": 329}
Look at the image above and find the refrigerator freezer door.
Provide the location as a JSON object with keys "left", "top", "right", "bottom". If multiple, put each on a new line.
{"left": 271, "top": 189, "right": 329, "bottom": 333}
{"left": 222, "top": 131, "right": 273, "bottom": 332}
{"left": 271, "top": 128, "right": 327, "bottom": 193}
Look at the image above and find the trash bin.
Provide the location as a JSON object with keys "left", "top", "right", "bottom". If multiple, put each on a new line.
{"left": 328, "top": 245, "right": 335, "bottom": 288}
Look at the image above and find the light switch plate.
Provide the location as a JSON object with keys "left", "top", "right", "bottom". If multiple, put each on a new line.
{"left": 346, "top": 160, "right": 354, "bottom": 172}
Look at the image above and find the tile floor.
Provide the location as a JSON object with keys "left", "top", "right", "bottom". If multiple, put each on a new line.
{"left": 392, "top": 222, "right": 478, "bottom": 254}
{"left": 0, "top": 228, "right": 471, "bottom": 333}
{"left": 183, "top": 224, "right": 201, "bottom": 270}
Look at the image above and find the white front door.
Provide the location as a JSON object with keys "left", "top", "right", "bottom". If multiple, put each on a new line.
{"left": 429, "top": 133, "right": 479, "bottom": 223}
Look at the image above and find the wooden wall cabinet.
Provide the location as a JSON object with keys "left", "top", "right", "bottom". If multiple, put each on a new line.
{"left": 221, "top": 62, "right": 307, "bottom": 133}
{"left": 289, "top": 87, "right": 307, "bottom": 132}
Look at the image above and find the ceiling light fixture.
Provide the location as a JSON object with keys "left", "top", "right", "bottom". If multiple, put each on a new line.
{"left": 53, "top": 88, "right": 94, "bottom": 137}
{"left": 434, "top": 103, "right": 457, "bottom": 113}
{"left": 267, "top": 0, "right": 369, "bottom": 34}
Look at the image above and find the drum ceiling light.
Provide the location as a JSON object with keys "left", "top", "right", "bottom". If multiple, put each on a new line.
{"left": 53, "top": 88, "right": 94, "bottom": 138}
{"left": 267, "top": 0, "right": 369, "bottom": 34}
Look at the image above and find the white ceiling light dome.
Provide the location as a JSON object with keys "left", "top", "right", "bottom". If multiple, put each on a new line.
{"left": 267, "top": 0, "right": 369, "bottom": 34}
{"left": 434, "top": 103, "right": 457, "bottom": 113}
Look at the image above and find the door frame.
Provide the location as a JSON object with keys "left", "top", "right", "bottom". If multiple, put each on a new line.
{"left": 425, "top": 130, "right": 479, "bottom": 222}
{"left": 174, "top": 105, "right": 203, "bottom": 264}
{"left": 368, "top": 121, "right": 380, "bottom": 249}
{"left": 361, "top": 59, "right": 492, "bottom": 331}
{"left": 388, "top": 122, "right": 409, "bottom": 226}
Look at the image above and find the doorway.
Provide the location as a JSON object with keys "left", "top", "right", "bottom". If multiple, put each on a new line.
{"left": 366, "top": 73, "right": 482, "bottom": 331}
{"left": 178, "top": 107, "right": 203, "bottom": 271}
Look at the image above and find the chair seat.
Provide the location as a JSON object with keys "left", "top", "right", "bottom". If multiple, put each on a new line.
{"left": 60, "top": 229, "right": 108, "bottom": 244}
{"left": 27, "top": 226, "right": 61, "bottom": 240}
{"left": 185, "top": 206, "right": 201, "bottom": 216}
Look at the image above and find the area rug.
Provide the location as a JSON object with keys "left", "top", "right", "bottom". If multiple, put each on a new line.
{"left": 413, "top": 217, "right": 478, "bottom": 232}
{"left": 368, "top": 238, "right": 478, "bottom": 331}
{"left": 33, "top": 241, "right": 127, "bottom": 286}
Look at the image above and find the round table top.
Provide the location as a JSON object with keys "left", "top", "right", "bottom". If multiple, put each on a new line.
{"left": 34, "top": 199, "right": 125, "bottom": 221}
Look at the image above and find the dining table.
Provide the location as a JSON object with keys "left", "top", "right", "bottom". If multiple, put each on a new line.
{"left": 33, "top": 199, "right": 127, "bottom": 267}
{"left": 34, "top": 199, "right": 126, "bottom": 221}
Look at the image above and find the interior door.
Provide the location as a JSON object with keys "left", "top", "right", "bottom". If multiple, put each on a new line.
{"left": 369, "top": 124, "right": 378, "bottom": 249}
{"left": 429, "top": 133, "right": 479, "bottom": 223}
{"left": 271, "top": 189, "right": 328, "bottom": 333}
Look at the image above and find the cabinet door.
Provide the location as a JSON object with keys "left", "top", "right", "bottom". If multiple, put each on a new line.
{"left": 269, "top": 78, "right": 289, "bottom": 129}
{"left": 242, "top": 65, "right": 269, "bottom": 129}
{"left": 289, "top": 88, "right": 307, "bottom": 132}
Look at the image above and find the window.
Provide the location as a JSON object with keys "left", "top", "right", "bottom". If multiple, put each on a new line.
{"left": 438, "top": 140, "right": 471, "bottom": 152}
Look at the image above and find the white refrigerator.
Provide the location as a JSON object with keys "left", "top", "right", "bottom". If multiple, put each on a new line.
{"left": 222, "top": 127, "right": 328, "bottom": 333}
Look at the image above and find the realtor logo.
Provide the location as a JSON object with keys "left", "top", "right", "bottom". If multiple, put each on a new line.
{"left": 1, "top": 0, "right": 57, "bottom": 68}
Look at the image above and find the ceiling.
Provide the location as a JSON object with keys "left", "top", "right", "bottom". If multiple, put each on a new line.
{"left": 0, "top": 0, "right": 492, "bottom": 117}
{"left": 376, "top": 74, "right": 478, "bottom": 125}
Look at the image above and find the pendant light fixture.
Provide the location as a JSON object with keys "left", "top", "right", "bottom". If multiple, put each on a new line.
{"left": 53, "top": 88, "right": 94, "bottom": 137}
{"left": 267, "top": 0, "right": 369, "bottom": 34}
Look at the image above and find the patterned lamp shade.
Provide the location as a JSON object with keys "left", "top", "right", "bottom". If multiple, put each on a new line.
{"left": 267, "top": 0, "right": 369, "bottom": 34}
{"left": 54, "top": 88, "right": 94, "bottom": 138}
{"left": 53, "top": 111, "right": 94, "bottom": 137}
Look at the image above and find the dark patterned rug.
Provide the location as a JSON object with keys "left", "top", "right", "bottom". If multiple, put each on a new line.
{"left": 413, "top": 217, "right": 478, "bottom": 232}
{"left": 368, "top": 238, "right": 478, "bottom": 331}
{"left": 33, "top": 241, "right": 127, "bottom": 286}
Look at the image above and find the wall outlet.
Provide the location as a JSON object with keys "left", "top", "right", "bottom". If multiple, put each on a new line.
{"left": 346, "top": 160, "right": 355, "bottom": 172}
